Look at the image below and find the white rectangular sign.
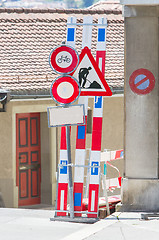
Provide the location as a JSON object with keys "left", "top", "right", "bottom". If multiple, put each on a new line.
{"left": 47, "top": 104, "right": 85, "bottom": 127}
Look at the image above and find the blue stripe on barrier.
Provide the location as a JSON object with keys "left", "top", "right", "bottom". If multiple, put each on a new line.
{"left": 120, "top": 151, "right": 124, "bottom": 158}
{"left": 98, "top": 28, "right": 105, "bottom": 42}
{"left": 77, "top": 126, "right": 85, "bottom": 139}
{"left": 95, "top": 96, "right": 102, "bottom": 108}
{"left": 74, "top": 193, "right": 82, "bottom": 206}
{"left": 67, "top": 28, "right": 75, "bottom": 41}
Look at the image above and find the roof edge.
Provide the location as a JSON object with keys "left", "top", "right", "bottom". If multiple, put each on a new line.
{"left": 8, "top": 87, "right": 124, "bottom": 100}
{"left": 0, "top": 7, "right": 122, "bottom": 15}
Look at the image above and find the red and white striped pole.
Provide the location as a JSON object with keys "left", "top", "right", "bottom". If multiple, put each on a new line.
{"left": 56, "top": 17, "right": 77, "bottom": 216}
{"left": 56, "top": 127, "right": 68, "bottom": 216}
{"left": 73, "top": 16, "right": 93, "bottom": 216}
{"left": 87, "top": 18, "right": 107, "bottom": 218}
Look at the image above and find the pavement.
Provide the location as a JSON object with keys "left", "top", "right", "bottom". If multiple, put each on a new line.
{"left": 1, "top": 208, "right": 159, "bottom": 240}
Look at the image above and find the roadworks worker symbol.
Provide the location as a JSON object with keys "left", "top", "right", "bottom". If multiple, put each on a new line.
{"left": 79, "top": 66, "right": 102, "bottom": 89}
{"left": 72, "top": 47, "right": 112, "bottom": 96}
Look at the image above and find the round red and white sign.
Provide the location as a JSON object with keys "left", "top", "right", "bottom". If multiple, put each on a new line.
{"left": 50, "top": 75, "right": 81, "bottom": 105}
{"left": 49, "top": 45, "right": 79, "bottom": 74}
{"left": 129, "top": 68, "right": 155, "bottom": 95}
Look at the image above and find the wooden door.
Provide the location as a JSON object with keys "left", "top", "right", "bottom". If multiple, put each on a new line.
{"left": 16, "top": 113, "right": 41, "bottom": 206}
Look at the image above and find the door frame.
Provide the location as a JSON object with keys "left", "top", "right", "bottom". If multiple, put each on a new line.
{"left": 11, "top": 100, "right": 57, "bottom": 208}
{"left": 16, "top": 112, "right": 41, "bottom": 206}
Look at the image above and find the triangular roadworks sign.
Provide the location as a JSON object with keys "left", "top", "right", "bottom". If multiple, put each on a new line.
{"left": 72, "top": 47, "right": 112, "bottom": 96}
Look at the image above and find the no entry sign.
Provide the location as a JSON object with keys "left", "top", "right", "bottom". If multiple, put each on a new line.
{"left": 49, "top": 45, "right": 79, "bottom": 74}
{"left": 129, "top": 68, "right": 155, "bottom": 95}
{"left": 50, "top": 75, "right": 80, "bottom": 105}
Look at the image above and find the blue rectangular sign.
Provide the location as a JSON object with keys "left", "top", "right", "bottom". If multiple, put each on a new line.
{"left": 60, "top": 160, "right": 67, "bottom": 174}
{"left": 91, "top": 161, "right": 99, "bottom": 175}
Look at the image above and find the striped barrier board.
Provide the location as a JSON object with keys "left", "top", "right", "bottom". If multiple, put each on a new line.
{"left": 82, "top": 195, "right": 121, "bottom": 211}
{"left": 101, "top": 150, "right": 124, "bottom": 162}
{"left": 73, "top": 16, "right": 93, "bottom": 217}
{"left": 105, "top": 177, "right": 121, "bottom": 190}
{"left": 101, "top": 150, "right": 123, "bottom": 191}
{"left": 73, "top": 97, "right": 88, "bottom": 216}
{"left": 56, "top": 127, "right": 68, "bottom": 216}
{"left": 101, "top": 150, "right": 123, "bottom": 192}
{"left": 110, "top": 150, "right": 124, "bottom": 160}
{"left": 87, "top": 18, "right": 107, "bottom": 218}
{"left": 87, "top": 97, "right": 103, "bottom": 218}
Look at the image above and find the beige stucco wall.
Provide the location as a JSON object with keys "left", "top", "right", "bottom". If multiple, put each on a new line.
{"left": 0, "top": 106, "right": 14, "bottom": 207}
{"left": 0, "top": 98, "right": 57, "bottom": 208}
{"left": 102, "top": 95, "right": 124, "bottom": 150}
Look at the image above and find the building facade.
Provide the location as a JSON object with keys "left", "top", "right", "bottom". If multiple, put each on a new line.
{"left": 0, "top": 5, "right": 124, "bottom": 207}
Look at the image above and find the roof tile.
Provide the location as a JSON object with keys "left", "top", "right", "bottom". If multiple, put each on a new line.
{"left": 0, "top": 4, "right": 124, "bottom": 94}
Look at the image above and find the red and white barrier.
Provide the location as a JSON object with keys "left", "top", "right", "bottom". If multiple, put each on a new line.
{"left": 73, "top": 16, "right": 93, "bottom": 216}
{"left": 56, "top": 127, "right": 68, "bottom": 216}
{"left": 101, "top": 149, "right": 124, "bottom": 162}
{"left": 56, "top": 16, "right": 119, "bottom": 219}
{"left": 101, "top": 149, "right": 123, "bottom": 191}
{"left": 82, "top": 195, "right": 121, "bottom": 211}
{"left": 87, "top": 18, "right": 107, "bottom": 218}
{"left": 105, "top": 177, "right": 121, "bottom": 190}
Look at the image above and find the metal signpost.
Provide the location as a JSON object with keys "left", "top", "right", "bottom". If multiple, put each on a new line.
{"left": 48, "top": 44, "right": 83, "bottom": 220}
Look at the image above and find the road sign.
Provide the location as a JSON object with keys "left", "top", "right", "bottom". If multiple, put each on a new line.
{"left": 47, "top": 104, "right": 85, "bottom": 127}
{"left": 71, "top": 46, "right": 112, "bottom": 96}
{"left": 129, "top": 68, "right": 155, "bottom": 95}
{"left": 50, "top": 75, "right": 80, "bottom": 105}
{"left": 49, "top": 45, "right": 79, "bottom": 74}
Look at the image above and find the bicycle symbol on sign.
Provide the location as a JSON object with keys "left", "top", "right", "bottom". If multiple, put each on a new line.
{"left": 57, "top": 55, "right": 71, "bottom": 64}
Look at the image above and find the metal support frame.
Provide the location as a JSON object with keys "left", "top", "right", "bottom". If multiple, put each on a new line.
{"left": 67, "top": 23, "right": 107, "bottom": 26}
{"left": 67, "top": 16, "right": 107, "bottom": 27}
{"left": 66, "top": 126, "right": 74, "bottom": 219}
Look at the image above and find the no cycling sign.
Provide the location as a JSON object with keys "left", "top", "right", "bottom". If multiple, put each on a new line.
{"left": 49, "top": 45, "right": 79, "bottom": 74}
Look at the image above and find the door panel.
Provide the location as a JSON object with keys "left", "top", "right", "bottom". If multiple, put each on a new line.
{"left": 31, "top": 169, "right": 39, "bottom": 197}
{"left": 19, "top": 118, "right": 28, "bottom": 147}
{"left": 19, "top": 170, "right": 29, "bottom": 199}
{"left": 30, "top": 117, "right": 39, "bottom": 146}
{"left": 16, "top": 113, "right": 41, "bottom": 206}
